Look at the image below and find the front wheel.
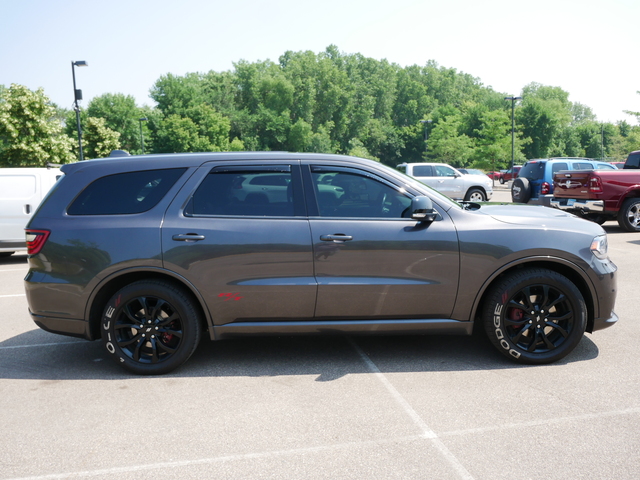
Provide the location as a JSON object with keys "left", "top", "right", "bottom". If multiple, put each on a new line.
{"left": 499, "top": 177, "right": 505, "bottom": 184}
{"left": 464, "top": 188, "right": 486, "bottom": 202}
{"left": 482, "top": 268, "right": 586, "bottom": 364}
{"left": 101, "top": 280, "right": 202, "bottom": 375}
{"left": 617, "top": 198, "right": 640, "bottom": 232}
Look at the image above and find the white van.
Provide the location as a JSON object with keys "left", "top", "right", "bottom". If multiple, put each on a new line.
{"left": 0, "top": 166, "right": 62, "bottom": 257}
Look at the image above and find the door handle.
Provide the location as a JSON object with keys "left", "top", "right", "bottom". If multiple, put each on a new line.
{"left": 172, "top": 233, "right": 206, "bottom": 242}
{"left": 320, "top": 234, "right": 353, "bottom": 242}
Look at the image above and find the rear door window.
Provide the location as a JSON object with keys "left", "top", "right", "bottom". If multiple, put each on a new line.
{"left": 68, "top": 168, "right": 186, "bottom": 215}
{"left": 551, "top": 163, "right": 568, "bottom": 175}
{"left": 186, "top": 166, "right": 301, "bottom": 217}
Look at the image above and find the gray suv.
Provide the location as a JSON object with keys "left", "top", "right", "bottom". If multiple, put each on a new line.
{"left": 25, "top": 152, "right": 618, "bottom": 374}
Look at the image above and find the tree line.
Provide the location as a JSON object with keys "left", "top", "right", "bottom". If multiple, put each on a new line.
{"left": 1, "top": 45, "right": 639, "bottom": 169}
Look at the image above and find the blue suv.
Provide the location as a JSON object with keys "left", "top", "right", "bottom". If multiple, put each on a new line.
{"left": 512, "top": 158, "right": 617, "bottom": 205}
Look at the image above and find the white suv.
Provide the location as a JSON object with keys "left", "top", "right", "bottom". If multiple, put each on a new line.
{"left": 397, "top": 163, "right": 493, "bottom": 202}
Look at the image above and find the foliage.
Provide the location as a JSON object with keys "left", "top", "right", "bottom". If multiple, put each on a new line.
{"left": 5, "top": 48, "right": 640, "bottom": 168}
{"left": 83, "top": 117, "right": 121, "bottom": 159}
{"left": 0, "top": 84, "right": 74, "bottom": 166}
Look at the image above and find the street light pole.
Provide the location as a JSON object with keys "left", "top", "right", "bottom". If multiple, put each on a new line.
{"left": 504, "top": 96, "right": 522, "bottom": 174}
{"left": 71, "top": 60, "right": 88, "bottom": 161}
{"left": 419, "top": 119, "right": 432, "bottom": 160}
{"left": 139, "top": 117, "right": 148, "bottom": 154}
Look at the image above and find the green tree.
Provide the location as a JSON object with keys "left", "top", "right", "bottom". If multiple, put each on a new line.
{"left": 0, "top": 84, "right": 74, "bottom": 166}
{"left": 428, "top": 115, "right": 474, "bottom": 167}
{"left": 83, "top": 117, "right": 121, "bottom": 158}
{"left": 86, "top": 93, "right": 143, "bottom": 153}
{"left": 472, "top": 109, "right": 514, "bottom": 170}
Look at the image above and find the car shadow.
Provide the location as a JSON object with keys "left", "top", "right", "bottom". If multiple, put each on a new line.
{"left": 0, "top": 328, "right": 600, "bottom": 381}
{"left": 0, "top": 253, "right": 28, "bottom": 265}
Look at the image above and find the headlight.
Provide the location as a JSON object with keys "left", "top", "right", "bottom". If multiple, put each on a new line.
{"left": 591, "top": 234, "right": 608, "bottom": 259}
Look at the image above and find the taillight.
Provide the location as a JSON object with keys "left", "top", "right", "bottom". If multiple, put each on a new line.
{"left": 541, "top": 182, "right": 550, "bottom": 195}
{"left": 589, "top": 176, "right": 603, "bottom": 194}
{"left": 25, "top": 229, "right": 50, "bottom": 255}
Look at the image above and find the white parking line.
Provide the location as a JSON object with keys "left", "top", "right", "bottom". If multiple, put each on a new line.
{"left": 0, "top": 341, "right": 83, "bottom": 350}
{"left": 0, "top": 268, "right": 27, "bottom": 272}
{"left": 0, "top": 294, "right": 26, "bottom": 298}
{"left": 348, "top": 338, "right": 476, "bottom": 480}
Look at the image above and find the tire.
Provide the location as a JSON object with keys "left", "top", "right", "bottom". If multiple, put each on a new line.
{"left": 101, "top": 280, "right": 202, "bottom": 375}
{"left": 511, "top": 177, "right": 531, "bottom": 203}
{"left": 586, "top": 214, "right": 607, "bottom": 225}
{"left": 617, "top": 197, "right": 640, "bottom": 232}
{"left": 482, "top": 268, "right": 587, "bottom": 364}
{"left": 464, "top": 188, "right": 486, "bottom": 202}
{"left": 499, "top": 177, "right": 505, "bottom": 184}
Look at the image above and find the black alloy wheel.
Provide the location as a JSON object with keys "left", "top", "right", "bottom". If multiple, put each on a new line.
{"left": 101, "top": 280, "right": 202, "bottom": 375}
{"left": 483, "top": 268, "right": 586, "bottom": 364}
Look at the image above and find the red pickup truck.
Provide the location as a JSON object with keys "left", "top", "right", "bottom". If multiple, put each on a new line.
{"left": 550, "top": 150, "right": 640, "bottom": 231}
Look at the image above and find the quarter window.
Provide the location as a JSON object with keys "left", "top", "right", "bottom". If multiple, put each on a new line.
{"left": 67, "top": 168, "right": 186, "bottom": 215}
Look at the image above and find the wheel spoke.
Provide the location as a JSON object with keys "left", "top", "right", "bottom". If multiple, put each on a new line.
{"left": 512, "top": 324, "right": 533, "bottom": 344}
{"left": 545, "top": 321, "right": 569, "bottom": 338}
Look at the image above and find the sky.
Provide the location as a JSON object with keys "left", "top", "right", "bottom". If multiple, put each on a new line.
{"left": 1, "top": 0, "right": 639, "bottom": 125}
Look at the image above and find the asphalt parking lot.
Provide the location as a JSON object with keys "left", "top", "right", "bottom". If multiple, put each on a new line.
{"left": 1, "top": 188, "right": 639, "bottom": 480}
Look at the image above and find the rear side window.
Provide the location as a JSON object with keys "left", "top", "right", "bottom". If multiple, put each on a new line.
{"left": 412, "top": 165, "right": 433, "bottom": 176}
{"left": 68, "top": 168, "right": 186, "bottom": 215}
{"left": 625, "top": 152, "right": 640, "bottom": 169}
{"left": 187, "top": 166, "right": 296, "bottom": 217}
{"left": 550, "top": 163, "right": 568, "bottom": 175}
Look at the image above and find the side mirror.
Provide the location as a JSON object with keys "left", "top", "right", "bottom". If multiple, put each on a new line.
{"left": 411, "top": 196, "right": 437, "bottom": 222}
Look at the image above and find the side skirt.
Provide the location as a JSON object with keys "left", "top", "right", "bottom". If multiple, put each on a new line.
{"left": 211, "top": 319, "right": 473, "bottom": 340}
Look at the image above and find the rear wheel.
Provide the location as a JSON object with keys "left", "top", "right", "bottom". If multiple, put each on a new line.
{"left": 101, "top": 280, "right": 202, "bottom": 375}
{"left": 482, "top": 268, "right": 586, "bottom": 364}
{"left": 617, "top": 198, "right": 640, "bottom": 232}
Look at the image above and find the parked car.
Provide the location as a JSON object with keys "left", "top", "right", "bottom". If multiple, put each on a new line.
{"left": 396, "top": 162, "right": 493, "bottom": 201}
{"left": 498, "top": 166, "right": 522, "bottom": 184}
{"left": 0, "top": 166, "right": 61, "bottom": 257}
{"left": 25, "top": 152, "right": 617, "bottom": 374}
{"left": 611, "top": 162, "right": 625, "bottom": 169}
{"left": 512, "top": 158, "right": 617, "bottom": 206}
{"left": 486, "top": 171, "right": 502, "bottom": 180}
{"left": 550, "top": 151, "right": 640, "bottom": 230}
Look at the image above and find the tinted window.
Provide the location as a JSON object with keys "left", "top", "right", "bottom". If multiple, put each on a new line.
{"left": 412, "top": 165, "right": 433, "bottom": 176}
{"left": 519, "top": 162, "right": 545, "bottom": 180}
{"left": 574, "top": 163, "right": 594, "bottom": 170}
{"left": 625, "top": 153, "right": 640, "bottom": 169}
{"left": 551, "top": 163, "right": 568, "bottom": 175}
{"left": 311, "top": 168, "right": 411, "bottom": 218}
{"left": 68, "top": 168, "right": 186, "bottom": 215}
{"left": 189, "top": 168, "right": 295, "bottom": 217}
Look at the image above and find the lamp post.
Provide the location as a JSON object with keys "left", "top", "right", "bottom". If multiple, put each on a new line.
{"left": 419, "top": 119, "right": 432, "bottom": 160}
{"left": 504, "top": 96, "right": 522, "bottom": 174}
{"left": 71, "top": 60, "right": 88, "bottom": 161}
{"left": 139, "top": 117, "right": 148, "bottom": 154}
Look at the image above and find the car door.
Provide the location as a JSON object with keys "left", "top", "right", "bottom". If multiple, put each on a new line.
{"left": 304, "top": 163, "right": 460, "bottom": 319}
{"left": 433, "top": 164, "right": 464, "bottom": 198}
{"left": 161, "top": 162, "right": 316, "bottom": 326}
